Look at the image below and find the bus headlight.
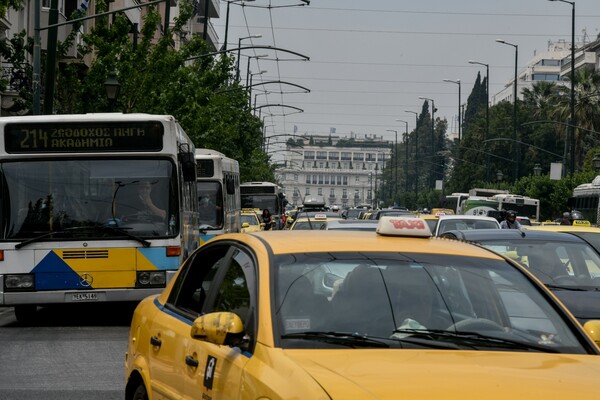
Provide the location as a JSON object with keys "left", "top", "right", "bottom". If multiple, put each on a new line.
{"left": 136, "top": 271, "right": 166, "bottom": 288}
{"left": 4, "top": 274, "right": 35, "bottom": 291}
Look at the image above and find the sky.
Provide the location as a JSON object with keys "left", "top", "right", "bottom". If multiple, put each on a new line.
{"left": 214, "top": 0, "right": 600, "bottom": 159}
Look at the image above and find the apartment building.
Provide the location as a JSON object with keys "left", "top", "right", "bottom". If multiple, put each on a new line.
{"left": 275, "top": 133, "right": 392, "bottom": 209}
{"left": 492, "top": 37, "right": 600, "bottom": 105}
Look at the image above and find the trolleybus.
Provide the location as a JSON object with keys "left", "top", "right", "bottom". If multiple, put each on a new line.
{"left": 0, "top": 113, "right": 198, "bottom": 321}
{"left": 195, "top": 148, "right": 241, "bottom": 244}
{"left": 240, "top": 181, "right": 287, "bottom": 229}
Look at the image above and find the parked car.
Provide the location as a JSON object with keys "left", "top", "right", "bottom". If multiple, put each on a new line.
{"left": 439, "top": 228, "right": 600, "bottom": 324}
{"left": 125, "top": 218, "right": 600, "bottom": 400}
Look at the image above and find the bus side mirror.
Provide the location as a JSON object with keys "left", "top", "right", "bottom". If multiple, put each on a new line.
{"left": 178, "top": 150, "right": 196, "bottom": 182}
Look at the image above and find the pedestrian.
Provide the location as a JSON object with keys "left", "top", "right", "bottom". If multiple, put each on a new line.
{"left": 559, "top": 212, "right": 572, "bottom": 225}
{"left": 500, "top": 210, "right": 522, "bottom": 229}
{"left": 262, "top": 209, "right": 274, "bottom": 231}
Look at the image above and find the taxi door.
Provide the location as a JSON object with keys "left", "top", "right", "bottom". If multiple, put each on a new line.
{"left": 182, "top": 245, "right": 257, "bottom": 399}
{"left": 146, "top": 305, "right": 191, "bottom": 399}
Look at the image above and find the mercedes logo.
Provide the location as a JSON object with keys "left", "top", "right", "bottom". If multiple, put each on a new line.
{"left": 80, "top": 273, "right": 93, "bottom": 287}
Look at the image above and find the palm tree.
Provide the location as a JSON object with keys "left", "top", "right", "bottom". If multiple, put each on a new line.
{"left": 553, "top": 69, "right": 600, "bottom": 169}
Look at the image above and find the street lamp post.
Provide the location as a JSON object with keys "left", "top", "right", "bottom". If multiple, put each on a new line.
{"left": 469, "top": 60, "right": 490, "bottom": 180}
{"left": 396, "top": 119, "right": 409, "bottom": 196}
{"left": 548, "top": 0, "right": 576, "bottom": 176}
{"left": 246, "top": 54, "right": 269, "bottom": 87}
{"left": 419, "top": 96, "right": 436, "bottom": 188}
{"left": 386, "top": 129, "right": 398, "bottom": 203}
{"left": 104, "top": 71, "right": 121, "bottom": 112}
{"left": 443, "top": 79, "right": 461, "bottom": 141}
{"left": 405, "top": 110, "right": 419, "bottom": 207}
{"left": 236, "top": 34, "right": 262, "bottom": 81}
{"left": 496, "top": 39, "right": 519, "bottom": 180}
{"left": 533, "top": 163, "right": 542, "bottom": 176}
{"left": 248, "top": 70, "right": 267, "bottom": 107}
{"left": 222, "top": 0, "right": 255, "bottom": 51}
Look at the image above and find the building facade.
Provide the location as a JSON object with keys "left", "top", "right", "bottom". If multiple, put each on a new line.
{"left": 492, "top": 38, "right": 600, "bottom": 105}
{"left": 275, "top": 134, "right": 391, "bottom": 209}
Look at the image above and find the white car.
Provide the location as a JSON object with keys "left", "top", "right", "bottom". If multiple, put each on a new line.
{"left": 434, "top": 214, "right": 501, "bottom": 236}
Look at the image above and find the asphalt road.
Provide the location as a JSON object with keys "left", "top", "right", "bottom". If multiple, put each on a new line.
{"left": 0, "top": 303, "right": 136, "bottom": 400}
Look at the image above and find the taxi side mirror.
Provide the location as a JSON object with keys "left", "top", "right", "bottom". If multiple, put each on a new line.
{"left": 191, "top": 312, "right": 246, "bottom": 347}
{"left": 241, "top": 222, "right": 250, "bottom": 228}
{"left": 583, "top": 320, "right": 600, "bottom": 348}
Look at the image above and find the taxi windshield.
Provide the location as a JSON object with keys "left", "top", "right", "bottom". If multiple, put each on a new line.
{"left": 274, "top": 252, "right": 586, "bottom": 353}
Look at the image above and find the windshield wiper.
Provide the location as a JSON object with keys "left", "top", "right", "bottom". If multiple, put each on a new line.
{"left": 281, "top": 331, "right": 389, "bottom": 348}
{"left": 15, "top": 225, "right": 150, "bottom": 249}
{"left": 94, "top": 224, "right": 151, "bottom": 247}
{"left": 545, "top": 284, "right": 587, "bottom": 292}
{"left": 15, "top": 230, "right": 73, "bottom": 249}
{"left": 392, "top": 328, "right": 559, "bottom": 353}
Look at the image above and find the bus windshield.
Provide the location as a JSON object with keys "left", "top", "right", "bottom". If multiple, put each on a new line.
{"left": 197, "top": 181, "right": 224, "bottom": 229}
{"left": 241, "top": 194, "right": 280, "bottom": 214}
{"left": 0, "top": 158, "right": 176, "bottom": 239}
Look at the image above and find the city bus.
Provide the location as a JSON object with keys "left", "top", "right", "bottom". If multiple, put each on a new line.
{"left": 240, "top": 181, "right": 288, "bottom": 229}
{"left": 195, "top": 148, "right": 241, "bottom": 245}
{"left": 570, "top": 175, "right": 600, "bottom": 225}
{"left": 442, "top": 192, "right": 469, "bottom": 214}
{"left": 493, "top": 193, "right": 540, "bottom": 222}
{"left": 0, "top": 113, "right": 198, "bottom": 321}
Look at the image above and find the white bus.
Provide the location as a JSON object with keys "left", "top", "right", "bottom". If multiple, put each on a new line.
{"left": 240, "top": 181, "right": 288, "bottom": 230}
{"left": 571, "top": 175, "right": 600, "bottom": 225}
{"left": 195, "top": 148, "right": 241, "bottom": 245}
{"left": 0, "top": 113, "right": 198, "bottom": 321}
{"left": 493, "top": 194, "right": 540, "bottom": 222}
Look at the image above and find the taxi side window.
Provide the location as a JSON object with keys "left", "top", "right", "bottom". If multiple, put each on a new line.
{"left": 207, "top": 248, "right": 257, "bottom": 340}
{"left": 166, "top": 246, "right": 229, "bottom": 318}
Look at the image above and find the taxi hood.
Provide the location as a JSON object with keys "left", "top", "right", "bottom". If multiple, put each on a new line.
{"left": 284, "top": 349, "right": 600, "bottom": 398}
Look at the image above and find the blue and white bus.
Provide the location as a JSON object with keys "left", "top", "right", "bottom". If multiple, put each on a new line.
{"left": 196, "top": 148, "right": 241, "bottom": 245}
{"left": 0, "top": 113, "right": 198, "bottom": 321}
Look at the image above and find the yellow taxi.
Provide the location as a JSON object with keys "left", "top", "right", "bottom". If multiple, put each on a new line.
{"left": 418, "top": 213, "right": 440, "bottom": 232}
{"left": 288, "top": 211, "right": 343, "bottom": 230}
{"left": 240, "top": 209, "right": 263, "bottom": 233}
{"left": 125, "top": 217, "right": 600, "bottom": 399}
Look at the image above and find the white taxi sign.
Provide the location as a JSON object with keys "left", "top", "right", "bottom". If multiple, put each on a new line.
{"left": 376, "top": 216, "right": 432, "bottom": 237}
{"left": 314, "top": 213, "right": 327, "bottom": 220}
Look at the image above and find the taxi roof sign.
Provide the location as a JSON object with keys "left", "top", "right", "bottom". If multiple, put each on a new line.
{"left": 573, "top": 219, "right": 592, "bottom": 227}
{"left": 314, "top": 213, "right": 327, "bottom": 220}
{"left": 376, "top": 216, "right": 432, "bottom": 237}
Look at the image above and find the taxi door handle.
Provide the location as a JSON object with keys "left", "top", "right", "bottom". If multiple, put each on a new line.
{"left": 185, "top": 355, "right": 199, "bottom": 368}
{"left": 150, "top": 336, "right": 162, "bottom": 347}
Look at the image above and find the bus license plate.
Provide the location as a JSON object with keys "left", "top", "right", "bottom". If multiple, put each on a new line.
{"left": 71, "top": 293, "right": 98, "bottom": 301}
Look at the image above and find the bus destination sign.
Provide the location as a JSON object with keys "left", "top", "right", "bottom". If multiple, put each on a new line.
{"left": 4, "top": 121, "right": 165, "bottom": 153}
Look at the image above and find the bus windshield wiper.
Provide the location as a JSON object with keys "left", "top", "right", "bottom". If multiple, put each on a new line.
{"left": 15, "top": 230, "right": 73, "bottom": 249}
{"left": 15, "top": 225, "right": 150, "bottom": 249}
{"left": 392, "top": 328, "right": 559, "bottom": 353}
{"left": 282, "top": 331, "right": 389, "bottom": 348}
{"left": 94, "top": 224, "right": 151, "bottom": 247}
